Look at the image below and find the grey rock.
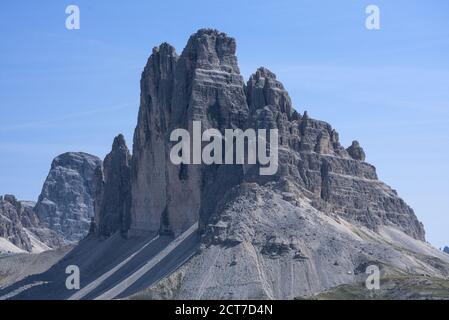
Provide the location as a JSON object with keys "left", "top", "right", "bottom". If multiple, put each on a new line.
{"left": 0, "top": 195, "right": 32, "bottom": 251}
{"left": 444, "top": 247, "right": 449, "bottom": 254}
{"left": 0, "top": 194, "right": 63, "bottom": 252}
{"left": 93, "top": 134, "right": 131, "bottom": 237}
{"left": 246, "top": 67, "right": 294, "bottom": 119}
{"left": 127, "top": 28, "right": 425, "bottom": 242}
{"left": 347, "top": 140, "right": 366, "bottom": 161}
{"left": 2, "top": 29, "right": 437, "bottom": 300}
{"left": 244, "top": 69, "right": 424, "bottom": 240}
{"left": 123, "top": 29, "right": 428, "bottom": 298}
{"left": 34, "top": 152, "right": 102, "bottom": 242}
{"left": 129, "top": 29, "right": 249, "bottom": 237}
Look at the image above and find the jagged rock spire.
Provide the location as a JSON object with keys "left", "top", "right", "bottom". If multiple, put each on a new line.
{"left": 95, "top": 134, "right": 131, "bottom": 237}
{"left": 246, "top": 67, "right": 294, "bottom": 119}
{"left": 182, "top": 28, "right": 240, "bottom": 73}
{"left": 34, "top": 152, "right": 101, "bottom": 242}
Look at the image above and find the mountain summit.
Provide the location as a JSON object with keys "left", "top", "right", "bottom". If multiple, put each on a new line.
{"left": 127, "top": 28, "right": 425, "bottom": 241}
{"left": 1, "top": 29, "right": 448, "bottom": 300}
{"left": 34, "top": 152, "right": 101, "bottom": 242}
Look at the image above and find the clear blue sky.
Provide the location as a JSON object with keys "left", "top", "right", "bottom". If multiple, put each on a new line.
{"left": 1, "top": 0, "right": 448, "bottom": 248}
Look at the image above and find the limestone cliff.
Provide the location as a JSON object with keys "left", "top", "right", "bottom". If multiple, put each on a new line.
{"left": 34, "top": 152, "right": 101, "bottom": 242}
{"left": 2, "top": 29, "right": 437, "bottom": 300}
{"left": 0, "top": 195, "right": 63, "bottom": 253}
{"left": 93, "top": 134, "right": 131, "bottom": 237}
{"left": 128, "top": 29, "right": 424, "bottom": 241}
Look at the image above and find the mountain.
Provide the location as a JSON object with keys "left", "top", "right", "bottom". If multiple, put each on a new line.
{"left": 34, "top": 152, "right": 102, "bottom": 242}
{"left": 1, "top": 152, "right": 101, "bottom": 254}
{"left": 0, "top": 194, "right": 63, "bottom": 254}
{"left": 126, "top": 29, "right": 424, "bottom": 242}
{"left": 444, "top": 247, "right": 449, "bottom": 254}
{"left": 93, "top": 134, "right": 131, "bottom": 237}
{"left": 1, "top": 29, "right": 448, "bottom": 300}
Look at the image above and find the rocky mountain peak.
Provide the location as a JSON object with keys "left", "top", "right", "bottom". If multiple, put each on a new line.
{"left": 347, "top": 140, "right": 366, "bottom": 161}
{"left": 246, "top": 67, "right": 294, "bottom": 119}
{"left": 112, "top": 133, "right": 128, "bottom": 152}
{"left": 144, "top": 42, "right": 178, "bottom": 86}
{"left": 2, "top": 29, "right": 443, "bottom": 301}
{"left": 51, "top": 152, "right": 99, "bottom": 171}
{"left": 152, "top": 42, "right": 177, "bottom": 56}
{"left": 182, "top": 28, "right": 239, "bottom": 74}
{"left": 34, "top": 152, "right": 102, "bottom": 242}
{"left": 129, "top": 29, "right": 249, "bottom": 237}
{"left": 125, "top": 29, "right": 426, "bottom": 242}
{"left": 94, "top": 134, "right": 131, "bottom": 237}
{"left": 444, "top": 246, "right": 449, "bottom": 254}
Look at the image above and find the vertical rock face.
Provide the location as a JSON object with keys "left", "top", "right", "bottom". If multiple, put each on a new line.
{"left": 93, "top": 134, "right": 131, "bottom": 237}
{"left": 130, "top": 43, "right": 178, "bottom": 236}
{"left": 246, "top": 67, "right": 294, "bottom": 118}
{"left": 130, "top": 29, "right": 248, "bottom": 237}
{"left": 0, "top": 195, "right": 32, "bottom": 251}
{"left": 0, "top": 195, "right": 63, "bottom": 252}
{"left": 128, "top": 28, "right": 425, "bottom": 242}
{"left": 242, "top": 68, "right": 423, "bottom": 240}
{"left": 35, "top": 152, "right": 102, "bottom": 242}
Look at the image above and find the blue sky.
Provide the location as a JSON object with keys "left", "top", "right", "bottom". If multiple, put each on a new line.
{"left": 1, "top": 0, "right": 448, "bottom": 248}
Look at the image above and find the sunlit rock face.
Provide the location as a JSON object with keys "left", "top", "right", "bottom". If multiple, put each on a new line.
{"left": 129, "top": 29, "right": 249, "bottom": 237}
{"left": 93, "top": 134, "right": 131, "bottom": 238}
{"left": 128, "top": 29, "right": 424, "bottom": 241}
{"left": 34, "top": 152, "right": 101, "bottom": 242}
{"left": 0, "top": 194, "right": 63, "bottom": 253}
{"left": 0, "top": 29, "right": 437, "bottom": 301}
